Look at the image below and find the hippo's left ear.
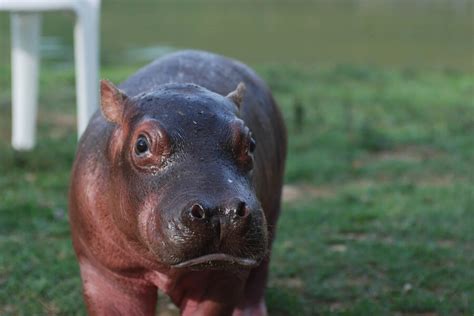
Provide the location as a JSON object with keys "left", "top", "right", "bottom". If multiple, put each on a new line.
{"left": 100, "top": 79, "right": 128, "bottom": 124}
{"left": 226, "top": 82, "right": 246, "bottom": 110}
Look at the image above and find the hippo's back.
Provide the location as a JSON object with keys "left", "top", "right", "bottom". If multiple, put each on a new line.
{"left": 120, "top": 50, "right": 268, "bottom": 100}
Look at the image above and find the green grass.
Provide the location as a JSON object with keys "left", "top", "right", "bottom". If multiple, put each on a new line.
{"left": 0, "top": 63, "right": 473, "bottom": 315}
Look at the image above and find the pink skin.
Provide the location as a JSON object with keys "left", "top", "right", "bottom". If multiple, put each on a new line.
{"left": 69, "top": 50, "right": 286, "bottom": 316}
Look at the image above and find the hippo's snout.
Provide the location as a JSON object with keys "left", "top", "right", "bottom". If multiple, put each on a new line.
{"left": 169, "top": 198, "right": 268, "bottom": 269}
{"left": 147, "top": 193, "right": 268, "bottom": 269}
{"left": 186, "top": 199, "right": 251, "bottom": 233}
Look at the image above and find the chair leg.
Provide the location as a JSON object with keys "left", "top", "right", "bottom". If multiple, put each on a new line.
{"left": 11, "top": 13, "right": 41, "bottom": 150}
{"left": 74, "top": 1, "right": 100, "bottom": 137}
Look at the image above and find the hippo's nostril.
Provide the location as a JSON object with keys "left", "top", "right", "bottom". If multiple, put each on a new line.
{"left": 236, "top": 201, "right": 249, "bottom": 218}
{"left": 190, "top": 204, "right": 206, "bottom": 219}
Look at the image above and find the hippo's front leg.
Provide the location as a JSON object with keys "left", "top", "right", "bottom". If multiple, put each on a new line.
{"left": 78, "top": 260, "right": 157, "bottom": 316}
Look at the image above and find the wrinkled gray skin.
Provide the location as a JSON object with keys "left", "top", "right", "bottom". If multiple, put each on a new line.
{"left": 69, "top": 50, "right": 287, "bottom": 316}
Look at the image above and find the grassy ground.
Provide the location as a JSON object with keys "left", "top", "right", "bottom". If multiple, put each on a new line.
{"left": 0, "top": 63, "right": 473, "bottom": 315}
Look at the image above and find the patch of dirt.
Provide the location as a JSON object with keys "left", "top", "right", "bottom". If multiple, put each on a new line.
{"left": 329, "top": 244, "right": 347, "bottom": 253}
{"left": 341, "top": 232, "right": 369, "bottom": 241}
{"left": 280, "top": 240, "right": 295, "bottom": 250}
{"left": 270, "top": 277, "right": 305, "bottom": 290}
{"left": 346, "top": 275, "right": 370, "bottom": 287}
{"left": 394, "top": 313, "right": 438, "bottom": 316}
{"left": 436, "top": 240, "right": 454, "bottom": 248}
{"left": 283, "top": 170, "right": 461, "bottom": 206}
{"left": 416, "top": 175, "right": 458, "bottom": 188}
{"left": 37, "top": 299, "right": 60, "bottom": 315}
{"left": 329, "top": 301, "right": 348, "bottom": 312}
{"left": 282, "top": 180, "right": 378, "bottom": 205}
{"left": 282, "top": 184, "right": 335, "bottom": 203}
{"left": 354, "top": 145, "right": 443, "bottom": 167}
{"left": 0, "top": 305, "right": 16, "bottom": 315}
{"left": 340, "top": 232, "right": 395, "bottom": 245}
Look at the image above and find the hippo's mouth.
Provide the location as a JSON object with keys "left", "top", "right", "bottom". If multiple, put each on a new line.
{"left": 172, "top": 253, "right": 258, "bottom": 269}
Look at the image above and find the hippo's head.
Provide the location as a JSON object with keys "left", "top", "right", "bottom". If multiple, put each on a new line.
{"left": 99, "top": 80, "right": 268, "bottom": 270}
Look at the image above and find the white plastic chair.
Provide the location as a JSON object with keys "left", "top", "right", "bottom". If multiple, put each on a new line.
{"left": 0, "top": 0, "right": 101, "bottom": 150}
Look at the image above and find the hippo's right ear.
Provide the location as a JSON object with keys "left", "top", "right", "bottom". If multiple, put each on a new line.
{"left": 100, "top": 79, "right": 128, "bottom": 124}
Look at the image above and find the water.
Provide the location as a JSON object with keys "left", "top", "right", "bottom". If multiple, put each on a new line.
{"left": 0, "top": 0, "right": 473, "bottom": 70}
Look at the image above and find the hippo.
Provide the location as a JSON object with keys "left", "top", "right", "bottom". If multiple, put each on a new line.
{"left": 69, "top": 50, "right": 287, "bottom": 316}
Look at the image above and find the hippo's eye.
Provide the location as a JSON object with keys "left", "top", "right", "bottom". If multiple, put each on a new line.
{"left": 135, "top": 135, "right": 149, "bottom": 155}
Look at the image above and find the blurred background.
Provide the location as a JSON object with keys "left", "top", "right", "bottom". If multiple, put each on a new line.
{"left": 1, "top": 0, "right": 473, "bottom": 68}
{"left": 0, "top": 0, "right": 473, "bottom": 315}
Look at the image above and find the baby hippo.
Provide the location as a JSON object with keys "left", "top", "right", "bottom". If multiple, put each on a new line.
{"left": 69, "top": 50, "right": 287, "bottom": 316}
